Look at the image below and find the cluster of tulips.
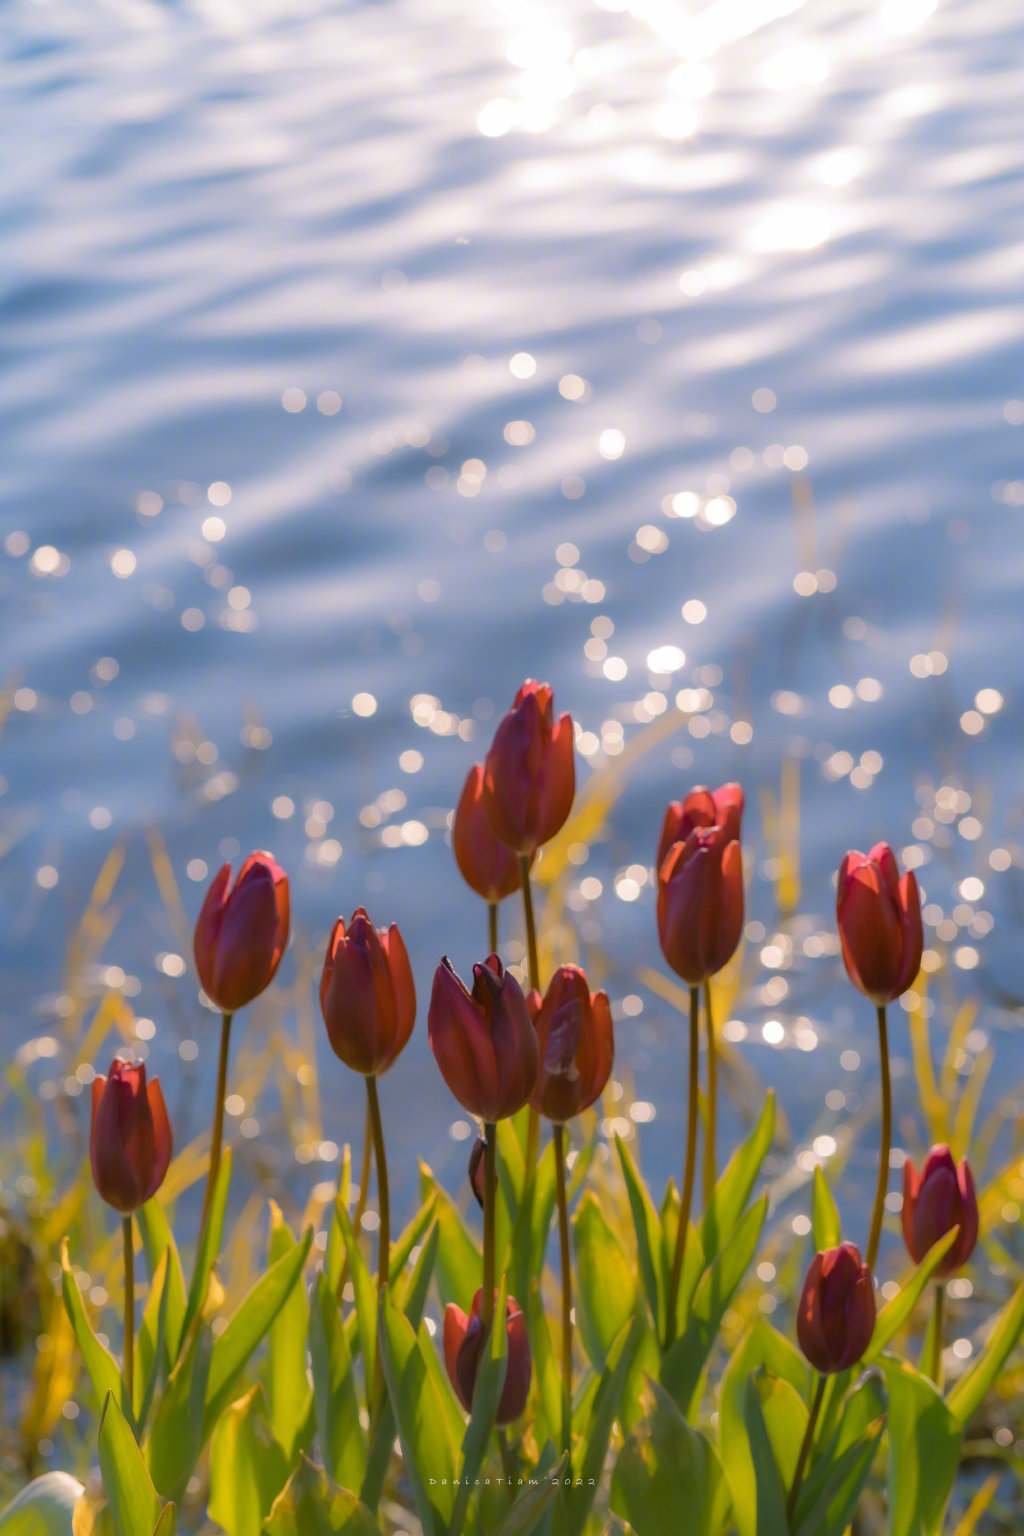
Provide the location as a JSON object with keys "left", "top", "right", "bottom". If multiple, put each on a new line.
{"left": 76, "top": 677, "right": 993, "bottom": 1532}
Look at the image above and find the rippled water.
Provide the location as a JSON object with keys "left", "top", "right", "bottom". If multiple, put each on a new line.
{"left": 2, "top": 0, "right": 1023, "bottom": 1225}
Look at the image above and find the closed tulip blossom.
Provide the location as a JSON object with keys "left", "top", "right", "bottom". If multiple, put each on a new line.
{"left": 531, "top": 965, "right": 614, "bottom": 1123}
{"left": 428, "top": 954, "right": 539, "bottom": 1123}
{"left": 194, "top": 852, "right": 290, "bottom": 1014}
{"left": 443, "top": 1290, "right": 532, "bottom": 1424}
{"left": 797, "top": 1243, "right": 876, "bottom": 1375}
{"left": 90, "top": 1059, "right": 173, "bottom": 1214}
{"left": 320, "top": 909, "right": 416, "bottom": 1076}
{"left": 903, "top": 1146, "right": 978, "bottom": 1277}
{"left": 657, "top": 823, "right": 744, "bottom": 986}
{"left": 453, "top": 764, "right": 526, "bottom": 904}
{"left": 656, "top": 781, "right": 744, "bottom": 877}
{"left": 836, "top": 843, "right": 923, "bottom": 1006}
{"left": 482, "top": 680, "right": 575, "bottom": 857}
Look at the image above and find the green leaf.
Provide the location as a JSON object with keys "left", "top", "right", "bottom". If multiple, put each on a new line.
{"left": 136, "top": 1199, "right": 187, "bottom": 1368}
{"left": 719, "top": 1321, "right": 812, "bottom": 1536}
{"left": 564, "top": 1317, "right": 640, "bottom": 1536}
{"left": 611, "top": 1376, "right": 728, "bottom": 1536}
{"left": 447, "top": 1277, "right": 510, "bottom": 1536}
{"left": 811, "top": 1166, "right": 840, "bottom": 1252}
{"left": 60, "top": 1239, "right": 124, "bottom": 1421}
{"left": 794, "top": 1371, "right": 885, "bottom": 1526}
{"left": 391, "top": 1195, "right": 439, "bottom": 1279}
{"left": 661, "top": 1187, "right": 706, "bottom": 1340}
{"left": 572, "top": 1193, "right": 636, "bottom": 1371}
{"left": 615, "top": 1136, "right": 664, "bottom": 1338}
{"left": 395, "top": 1219, "right": 439, "bottom": 1331}
{"left": 202, "top": 1225, "right": 313, "bottom": 1440}
{"left": 528, "top": 1279, "right": 562, "bottom": 1452}
{"left": 180, "top": 1148, "right": 232, "bottom": 1343}
{"left": 749, "top": 1366, "right": 808, "bottom": 1492}
{"left": 793, "top": 1418, "right": 885, "bottom": 1536}
{"left": 310, "top": 1273, "right": 365, "bottom": 1496}
{"left": 144, "top": 1316, "right": 211, "bottom": 1501}
{"left": 419, "top": 1164, "right": 481, "bottom": 1309}
{"left": 262, "top": 1456, "right": 382, "bottom": 1536}
{"left": 863, "top": 1229, "right": 958, "bottom": 1365}
{"left": 948, "top": 1280, "right": 1024, "bottom": 1427}
{"left": 151, "top": 1508, "right": 177, "bottom": 1536}
{"left": 0, "top": 1473, "right": 84, "bottom": 1532}
{"left": 700, "top": 1092, "right": 774, "bottom": 1266}
{"left": 489, "top": 1453, "right": 567, "bottom": 1536}
{"left": 621, "top": 1320, "right": 662, "bottom": 1435}
{"left": 742, "top": 1374, "right": 788, "bottom": 1536}
{"left": 377, "top": 1288, "right": 457, "bottom": 1536}
{"left": 880, "top": 1355, "right": 961, "bottom": 1536}
{"left": 266, "top": 1203, "right": 314, "bottom": 1463}
{"left": 661, "top": 1195, "right": 768, "bottom": 1416}
{"left": 335, "top": 1198, "right": 376, "bottom": 1384}
{"left": 97, "top": 1392, "right": 163, "bottom": 1536}
{"left": 133, "top": 1248, "right": 170, "bottom": 1434}
{"left": 209, "top": 1384, "right": 290, "bottom": 1536}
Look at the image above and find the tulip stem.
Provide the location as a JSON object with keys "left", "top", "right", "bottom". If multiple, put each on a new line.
{"left": 482, "top": 1121, "right": 497, "bottom": 1334}
{"left": 488, "top": 900, "right": 499, "bottom": 956}
{"left": 553, "top": 1122, "right": 573, "bottom": 1468}
{"left": 122, "top": 1215, "right": 134, "bottom": 1410}
{"left": 930, "top": 1283, "right": 945, "bottom": 1390}
{"left": 866, "top": 1004, "right": 891, "bottom": 1271}
{"left": 787, "top": 1373, "right": 826, "bottom": 1523}
{"left": 518, "top": 854, "right": 542, "bottom": 1181}
{"left": 200, "top": 1010, "right": 234, "bottom": 1235}
{"left": 703, "top": 978, "right": 717, "bottom": 1209}
{"left": 365, "top": 1075, "right": 390, "bottom": 1289}
{"left": 666, "top": 984, "right": 701, "bottom": 1350}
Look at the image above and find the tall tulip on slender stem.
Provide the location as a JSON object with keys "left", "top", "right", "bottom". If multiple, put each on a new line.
{"left": 836, "top": 844, "right": 923, "bottom": 1269}
{"left": 90, "top": 1058, "right": 173, "bottom": 1406}
{"left": 193, "top": 852, "right": 289, "bottom": 1232}
{"left": 902, "top": 1145, "right": 978, "bottom": 1387}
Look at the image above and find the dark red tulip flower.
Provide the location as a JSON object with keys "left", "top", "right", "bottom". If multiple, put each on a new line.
{"left": 902, "top": 1145, "right": 978, "bottom": 1277}
{"left": 320, "top": 909, "right": 416, "bottom": 1076}
{"left": 90, "top": 1059, "right": 173, "bottom": 1214}
{"left": 797, "top": 1243, "right": 876, "bottom": 1374}
{"left": 482, "top": 680, "right": 575, "bottom": 856}
{"left": 428, "top": 954, "right": 539, "bottom": 1122}
{"left": 656, "top": 782, "right": 744, "bottom": 876}
{"left": 194, "top": 852, "right": 290, "bottom": 1013}
{"left": 443, "top": 1289, "right": 531, "bottom": 1424}
{"left": 657, "top": 823, "right": 744, "bottom": 985}
{"left": 530, "top": 965, "right": 614, "bottom": 1123}
{"left": 836, "top": 843, "right": 922, "bottom": 1006}
{"left": 453, "top": 764, "right": 527, "bottom": 903}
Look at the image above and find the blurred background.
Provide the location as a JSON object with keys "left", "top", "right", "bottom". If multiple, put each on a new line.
{"left": 2, "top": 0, "right": 1023, "bottom": 1331}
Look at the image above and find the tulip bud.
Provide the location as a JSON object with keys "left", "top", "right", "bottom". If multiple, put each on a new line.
{"left": 443, "top": 1289, "right": 531, "bottom": 1424}
{"left": 531, "top": 965, "right": 614, "bottom": 1123}
{"left": 482, "top": 680, "right": 575, "bottom": 856}
{"left": 194, "top": 852, "right": 290, "bottom": 1014}
{"left": 902, "top": 1145, "right": 978, "bottom": 1277}
{"left": 454, "top": 765, "right": 527, "bottom": 904}
{"left": 428, "top": 954, "right": 539, "bottom": 1122}
{"left": 468, "top": 1137, "right": 486, "bottom": 1209}
{"left": 90, "top": 1059, "right": 173, "bottom": 1214}
{"left": 656, "top": 782, "right": 744, "bottom": 877}
{"left": 320, "top": 909, "right": 416, "bottom": 1076}
{"left": 797, "top": 1243, "right": 876, "bottom": 1374}
{"left": 836, "top": 843, "right": 922, "bottom": 1006}
{"left": 657, "top": 823, "right": 744, "bottom": 985}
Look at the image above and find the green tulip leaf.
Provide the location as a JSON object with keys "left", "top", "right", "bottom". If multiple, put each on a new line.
{"left": 863, "top": 1228, "right": 958, "bottom": 1365}
{"left": 564, "top": 1316, "right": 641, "bottom": 1536}
{"left": 180, "top": 1148, "right": 232, "bottom": 1343}
{"left": 792, "top": 1418, "right": 885, "bottom": 1536}
{"left": 489, "top": 1452, "right": 567, "bottom": 1536}
{"left": 261, "top": 1456, "right": 381, "bottom": 1536}
{"left": 528, "top": 1279, "right": 563, "bottom": 1452}
{"left": 395, "top": 1218, "right": 439, "bottom": 1331}
{"left": 573, "top": 1192, "right": 637, "bottom": 1370}
{"left": 391, "top": 1195, "right": 439, "bottom": 1278}
{"left": 266, "top": 1204, "right": 314, "bottom": 1464}
{"left": 377, "top": 1288, "right": 457, "bottom": 1536}
{"left": 948, "top": 1279, "right": 1024, "bottom": 1427}
{"left": 742, "top": 1374, "right": 789, "bottom": 1535}
{"left": 151, "top": 1508, "right": 177, "bottom": 1536}
{"left": 660, "top": 1184, "right": 706, "bottom": 1340}
{"left": 611, "top": 1375, "right": 729, "bottom": 1536}
{"left": 880, "top": 1355, "right": 961, "bottom": 1536}
{"left": 700, "top": 1092, "right": 775, "bottom": 1266}
{"left": 133, "top": 1247, "right": 170, "bottom": 1434}
{"left": 0, "top": 1473, "right": 84, "bottom": 1533}
{"left": 416, "top": 1315, "right": 470, "bottom": 1466}
{"left": 60, "top": 1239, "right": 125, "bottom": 1422}
{"left": 208, "top": 1384, "right": 289, "bottom": 1536}
{"left": 811, "top": 1166, "right": 841, "bottom": 1252}
{"left": 621, "top": 1319, "right": 663, "bottom": 1435}
{"left": 334, "top": 1198, "right": 377, "bottom": 1386}
{"left": 447, "top": 1277, "right": 510, "bottom": 1536}
{"left": 325, "top": 1148, "right": 352, "bottom": 1295}
{"left": 97, "top": 1392, "right": 163, "bottom": 1536}
{"left": 719, "top": 1321, "right": 812, "bottom": 1536}
{"left": 136, "top": 1198, "right": 187, "bottom": 1369}
{"left": 310, "top": 1273, "right": 366, "bottom": 1496}
{"left": 144, "top": 1313, "right": 211, "bottom": 1500}
{"left": 749, "top": 1366, "right": 809, "bottom": 1492}
{"left": 418, "top": 1163, "right": 481, "bottom": 1309}
{"left": 615, "top": 1136, "right": 664, "bottom": 1339}
{"left": 793, "top": 1371, "right": 885, "bottom": 1527}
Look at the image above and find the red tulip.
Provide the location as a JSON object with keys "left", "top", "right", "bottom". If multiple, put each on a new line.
{"left": 656, "top": 782, "right": 744, "bottom": 876}
{"left": 443, "top": 1289, "right": 531, "bottom": 1424}
{"left": 428, "top": 954, "right": 539, "bottom": 1122}
{"left": 657, "top": 823, "right": 744, "bottom": 985}
{"left": 454, "top": 764, "right": 527, "bottom": 904}
{"left": 320, "top": 909, "right": 416, "bottom": 1076}
{"left": 797, "top": 1243, "right": 876, "bottom": 1374}
{"left": 902, "top": 1145, "right": 978, "bottom": 1277}
{"left": 90, "top": 1059, "right": 173, "bottom": 1214}
{"left": 482, "top": 680, "right": 575, "bottom": 856}
{"left": 836, "top": 843, "right": 922, "bottom": 1005}
{"left": 530, "top": 965, "right": 614, "bottom": 1123}
{"left": 194, "top": 852, "right": 290, "bottom": 1013}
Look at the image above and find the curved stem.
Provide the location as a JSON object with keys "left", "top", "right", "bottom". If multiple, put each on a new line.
{"left": 930, "top": 1282, "right": 945, "bottom": 1389}
{"left": 200, "top": 1010, "right": 234, "bottom": 1233}
{"left": 787, "top": 1373, "right": 826, "bottom": 1522}
{"left": 703, "top": 979, "right": 717, "bottom": 1209}
{"left": 365, "top": 1076, "right": 390, "bottom": 1288}
{"left": 866, "top": 1004, "right": 891, "bottom": 1271}
{"left": 665, "top": 985, "right": 701, "bottom": 1350}
{"left": 554, "top": 1122, "right": 573, "bottom": 1469}
{"left": 518, "top": 854, "right": 541, "bottom": 1178}
{"left": 122, "top": 1215, "right": 134, "bottom": 1408}
{"left": 488, "top": 900, "right": 499, "bottom": 957}
{"left": 482, "top": 1121, "right": 497, "bottom": 1334}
